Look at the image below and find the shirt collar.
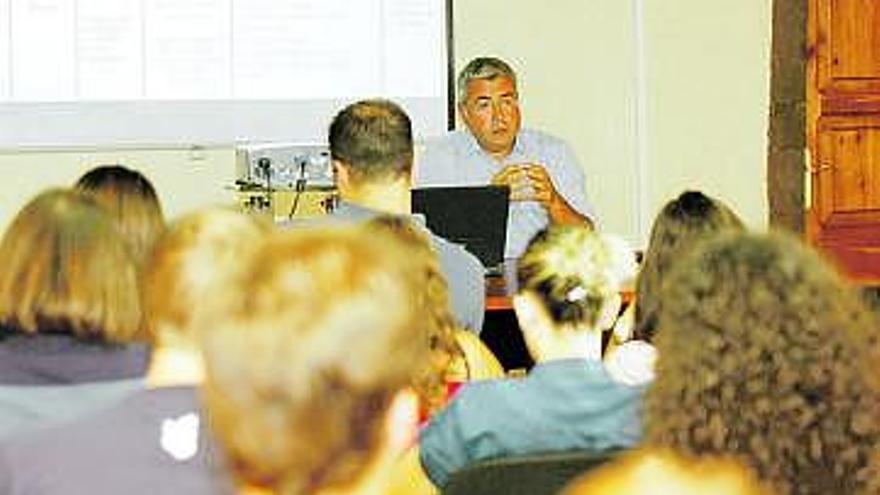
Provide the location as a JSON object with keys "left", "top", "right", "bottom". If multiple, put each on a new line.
{"left": 461, "top": 127, "right": 527, "bottom": 163}
{"left": 333, "top": 200, "right": 428, "bottom": 229}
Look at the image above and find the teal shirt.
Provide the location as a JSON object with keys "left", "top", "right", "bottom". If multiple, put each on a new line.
{"left": 418, "top": 359, "right": 644, "bottom": 487}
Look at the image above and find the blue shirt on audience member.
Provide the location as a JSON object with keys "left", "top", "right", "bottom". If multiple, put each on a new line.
{"left": 418, "top": 358, "right": 643, "bottom": 487}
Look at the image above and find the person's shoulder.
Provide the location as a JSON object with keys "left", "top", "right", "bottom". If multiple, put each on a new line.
{"left": 428, "top": 233, "right": 484, "bottom": 273}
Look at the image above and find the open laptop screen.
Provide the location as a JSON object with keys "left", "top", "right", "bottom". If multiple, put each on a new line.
{"left": 412, "top": 186, "right": 509, "bottom": 270}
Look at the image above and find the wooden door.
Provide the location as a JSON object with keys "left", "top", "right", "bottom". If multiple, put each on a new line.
{"left": 808, "top": 0, "right": 880, "bottom": 284}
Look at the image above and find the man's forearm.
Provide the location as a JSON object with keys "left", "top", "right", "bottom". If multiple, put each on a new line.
{"left": 548, "top": 194, "right": 593, "bottom": 228}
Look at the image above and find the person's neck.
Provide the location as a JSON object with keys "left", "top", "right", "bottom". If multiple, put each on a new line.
{"left": 488, "top": 147, "right": 513, "bottom": 162}
{"left": 339, "top": 180, "right": 411, "bottom": 216}
{"left": 531, "top": 326, "right": 603, "bottom": 364}
{"left": 237, "top": 448, "right": 396, "bottom": 495}
{"left": 144, "top": 334, "right": 203, "bottom": 389}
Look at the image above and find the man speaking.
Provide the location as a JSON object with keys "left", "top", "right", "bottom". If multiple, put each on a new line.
{"left": 415, "top": 57, "right": 596, "bottom": 259}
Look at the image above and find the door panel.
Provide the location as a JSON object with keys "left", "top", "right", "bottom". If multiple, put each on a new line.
{"left": 810, "top": 0, "right": 880, "bottom": 283}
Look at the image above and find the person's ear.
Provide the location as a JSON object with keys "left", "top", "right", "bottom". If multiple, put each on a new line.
{"left": 384, "top": 389, "right": 419, "bottom": 453}
{"left": 333, "top": 159, "right": 350, "bottom": 189}
{"left": 457, "top": 102, "right": 473, "bottom": 128}
{"left": 596, "top": 292, "right": 623, "bottom": 330}
{"left": 514, "top": 291, "right": 553, "bottom": 342}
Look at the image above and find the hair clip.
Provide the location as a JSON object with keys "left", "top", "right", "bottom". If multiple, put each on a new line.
{"left": 565, "top": 286, "right": 588, "bottom": 303}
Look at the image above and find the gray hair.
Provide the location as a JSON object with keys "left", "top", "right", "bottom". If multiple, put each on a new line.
{"left": 457, "top": 57, "right": 518, "bottom": 104}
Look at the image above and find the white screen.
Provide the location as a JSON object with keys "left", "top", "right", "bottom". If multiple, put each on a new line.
{"left": 0, "top": 0, "right": 449, "bottom": 147}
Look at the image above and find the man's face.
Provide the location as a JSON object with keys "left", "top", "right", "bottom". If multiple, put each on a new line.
{"left": 459, "top": 76, "right": 521, "bottom": 157}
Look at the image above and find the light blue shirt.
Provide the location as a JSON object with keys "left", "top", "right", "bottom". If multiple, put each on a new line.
{"left": 416, "top": 129, "right": 596, "bottom": 259}
{"left": 418, "top": 359, "right": 644, "bottom": 488}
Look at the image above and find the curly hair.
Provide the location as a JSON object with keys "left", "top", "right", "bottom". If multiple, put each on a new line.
{"left": 635, "top": 190, "right": 743, "bottom": 341}
{"left": 644, "top": 232, "right": 880, "bottom": 495}
{"left": 364, "top": 215, "right": 465, "bottom": 417}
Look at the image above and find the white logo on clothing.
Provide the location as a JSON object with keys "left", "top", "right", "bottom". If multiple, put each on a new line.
{"left": 160, "top": 412, "right": 200, "bottom": 461}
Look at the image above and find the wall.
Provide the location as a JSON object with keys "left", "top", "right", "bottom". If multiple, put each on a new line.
{"left": 455, "top": 0, "right": 772, "bottom": 245}
{"left": 0, "top": 147, "right": 234, "bottom": 231}
{"left": 0, "top": 1, "right": 772, "bottom": 244}
{"left": 643, "top": 0, "right": 771, "bottom": 235}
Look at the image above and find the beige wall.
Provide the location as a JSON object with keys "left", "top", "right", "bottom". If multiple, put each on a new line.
{"left": 0, "top": 147, "right": 234, "bottom": 231}
{"left": 643, "top": 0, "right": 771, "bottom": 236}
{"left": 0, "top": 1, "right": 771, "bottom": 244}
{"left": 455, "top": 0, "right": 771, "bottom": 245}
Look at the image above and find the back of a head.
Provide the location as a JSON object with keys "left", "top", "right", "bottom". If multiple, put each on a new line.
{"left": 457, "top": 57, "right": 518, "bottom": 104}
{"left": 645, "top": 232, "right": 880, "bottom": 494}
{"left": 328, "top": 99, "right": 413, "bottom": 184}
{"left": 562, "top": 449, "right": 774, "bottom": 495}
{"left": 75, "top": 165, "right": 165, "bottom": 264}
{"left": 141, "top": 208, "right": 270, "bottom": 346}
{"left": 517, "top": 225, "right": 636, "bottom": 329}
{"left": 364, "top": 215, "right": 463, "bottom": 416}
{"left": 198, "top": 226, "right": 430, "bottom": 494}
{"left": 635, "top": 190, "right": 743, "bottom": 341}
{"left": 0, "top": 188, "right": 142, "bottom": 343}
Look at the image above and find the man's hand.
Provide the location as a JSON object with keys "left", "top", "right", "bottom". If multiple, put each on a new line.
{"left": 491, "top": 163, "right": 592, "bottom": 227}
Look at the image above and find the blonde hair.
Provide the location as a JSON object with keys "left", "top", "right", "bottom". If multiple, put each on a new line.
{"left": 199, "top": 226, "right": 430, "bottom": 494}
{"left": 0, "top": 189, "right": 142, "bottom": 343}
{"left": 517, "top": 225, "right": 635, "bottom": 327}
{"left": 562, "top": 449, "right": 774, "bottom": 495}
{"left": 141, "top": 208, "right": 270, "bottom": 344}
{"left": 76, "top": 165, "right": 165, "bottom": 265}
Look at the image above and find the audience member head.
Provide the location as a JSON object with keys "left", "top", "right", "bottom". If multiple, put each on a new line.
{"left": 364, "top": 215, "right": 464, "bottom": 417}
{"left": 142, "top": 208, "right": 270, "bottom": 350}
{"left": 75, "top": 165, "right": 165, "bottom": 265}
{"left": 515, "top": 225, "right": 636, "bottom": 361}
{"left": 561, "top": 448, "right": 774, "bottom": 495}
{"left": 635, "top": 190, "right": 743, "bottom": 341}
{"left": 199, "top": 226, "right": 429, "bottom": 495}
{"left": 645, "top": 232, "right": 880, "bottom": 494}
{"left": 329, "top": 99, "right": 414, "bottom": 191}
{"left": 457, "top": 57, "right": 520, "bottom": 157}
{"left": 0, "top": 189, "right": 142, "bottom": 343}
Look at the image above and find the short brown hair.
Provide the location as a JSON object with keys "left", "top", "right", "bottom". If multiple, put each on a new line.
{"left": 141, "top": 208, "right": 270, "bottom": 344}
{"left": 635, "top": 190, "right": 743, "bottom": 341}
{"left": 645, "top": 232, "right": 880, "bottom": 494}
{"left": 0, "top": 189, "right": 142, "bottom": 342}
{"left": 199, "top": 226, "right": 430, "bottom": 493}
{"left": 328, "top": 99, "right": 413, "bottom": 183}
{"left": 76, "top": 165, "right": 165, "bottom": 264}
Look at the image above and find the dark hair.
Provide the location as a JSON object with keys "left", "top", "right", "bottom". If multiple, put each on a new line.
{"left": 328, "top": 99, "right": 413, "bottom": 183}
{"left": 645, "top": 232, "right": 880, "bottom": 495}
{"left": 75, "top": 165, "right": 165, "bottom": 264}
{"left": 635, "top": 190, "right": 743, "bottom": 341}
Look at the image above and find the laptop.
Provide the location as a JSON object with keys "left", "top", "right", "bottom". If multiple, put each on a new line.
{"left": 412, "top": 185, "right": 510, "bottom": 272}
